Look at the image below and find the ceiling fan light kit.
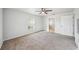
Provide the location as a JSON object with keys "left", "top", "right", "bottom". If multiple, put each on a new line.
{"left": 36, "top": 8, "right": 52, "bottom": 15}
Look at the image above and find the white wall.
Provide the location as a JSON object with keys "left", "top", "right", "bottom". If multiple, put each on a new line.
{"left": 43, "top": 15, "right": 56, "bottom": 32}
{"left": 74, "top": 8, "right": 79, "bottom": 48}
{"left": 3, "top": 8, "right": 44, "bottom": 41}
{"left": 0, "top": 8, "right": 3, "bottom": 48}
{"left": 43, "top": 12, "right": 74, "bottom": 36}
{"left": 42, "top": 16, "right": 49, "bottom": 31}
{"left": 34, "top": 16, "right": 44, "bottom": 32}
{"left": 55, "top": 13, "right": 74, "bottom": 36}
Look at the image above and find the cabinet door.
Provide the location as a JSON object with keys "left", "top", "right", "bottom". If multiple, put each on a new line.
{"left": 60, "top": 15, "right": 73, "bottom": 36}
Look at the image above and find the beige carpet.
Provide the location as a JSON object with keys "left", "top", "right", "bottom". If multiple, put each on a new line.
{"left": 1, "top": 31, "right": 77, "bottom": 50}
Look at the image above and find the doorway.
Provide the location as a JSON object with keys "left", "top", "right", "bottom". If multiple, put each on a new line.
{"left": 48, "top": 18, "right": 55, "bottom": 32}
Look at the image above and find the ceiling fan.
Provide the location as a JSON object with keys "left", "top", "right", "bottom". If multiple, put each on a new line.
{"left": 36, "top": 8, "right": 52, "bottom": 14}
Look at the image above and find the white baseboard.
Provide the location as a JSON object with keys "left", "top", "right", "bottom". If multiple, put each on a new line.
{"left": 3, "top": 30, "right": 44, "bottom": 41}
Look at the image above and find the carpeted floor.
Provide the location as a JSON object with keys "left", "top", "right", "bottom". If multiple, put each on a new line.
{"left": 1, "top": 31, "right": 77, "bottom": 50}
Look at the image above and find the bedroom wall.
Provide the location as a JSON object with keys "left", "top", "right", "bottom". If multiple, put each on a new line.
{"left": 43, "top": 12, "right": 74, "bottom": 36}
{"left": 0, "top": 8, "right": 3, "bottom": 48}
{"left": 43, "top": 15, "right": 56, "bottom": 32}
{"left": 3, "top": 8, "right": 44, "bottom": 41}
{"left": 42, "top": 16, "right": 49, "bottom": 31}
{"left": 55, "top": 12, "right": 74, "bottom": 36}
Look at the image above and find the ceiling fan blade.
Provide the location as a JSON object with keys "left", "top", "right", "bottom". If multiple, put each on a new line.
{"left": 46, "top": 10, "right": 52, "bottom": 12}
{"left": 44, "top": 12, "right": 47, "bottom": 14}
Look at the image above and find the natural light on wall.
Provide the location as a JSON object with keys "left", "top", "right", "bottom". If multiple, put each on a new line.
{"left": 49, "top": 18, "right": 53, "bottom": 25}
{"left": 30, "top": 19, "right": 35, "bottom": 25}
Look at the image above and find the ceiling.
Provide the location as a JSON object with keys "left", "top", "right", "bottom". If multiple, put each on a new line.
{"left": 14, "top": 8, "right": 74, "bottom": 16}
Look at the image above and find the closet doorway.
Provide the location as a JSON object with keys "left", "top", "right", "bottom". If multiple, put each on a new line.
{"left": 48, "top": 18, "right": 55, "bottom": 32}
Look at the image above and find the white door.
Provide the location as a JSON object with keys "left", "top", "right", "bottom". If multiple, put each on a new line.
{"left": 28, "top": 18, "right": 35, "bottom": 34}
{"left": 60, "top": 15, "right": 74, "bottom": 36}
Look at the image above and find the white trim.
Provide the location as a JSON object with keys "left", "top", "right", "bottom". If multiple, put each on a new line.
{"left": 3, "top": 30, "right": 44, "bottom": 41}
{"left": 0, "top": 42, "right": 3, "bottom": 48}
